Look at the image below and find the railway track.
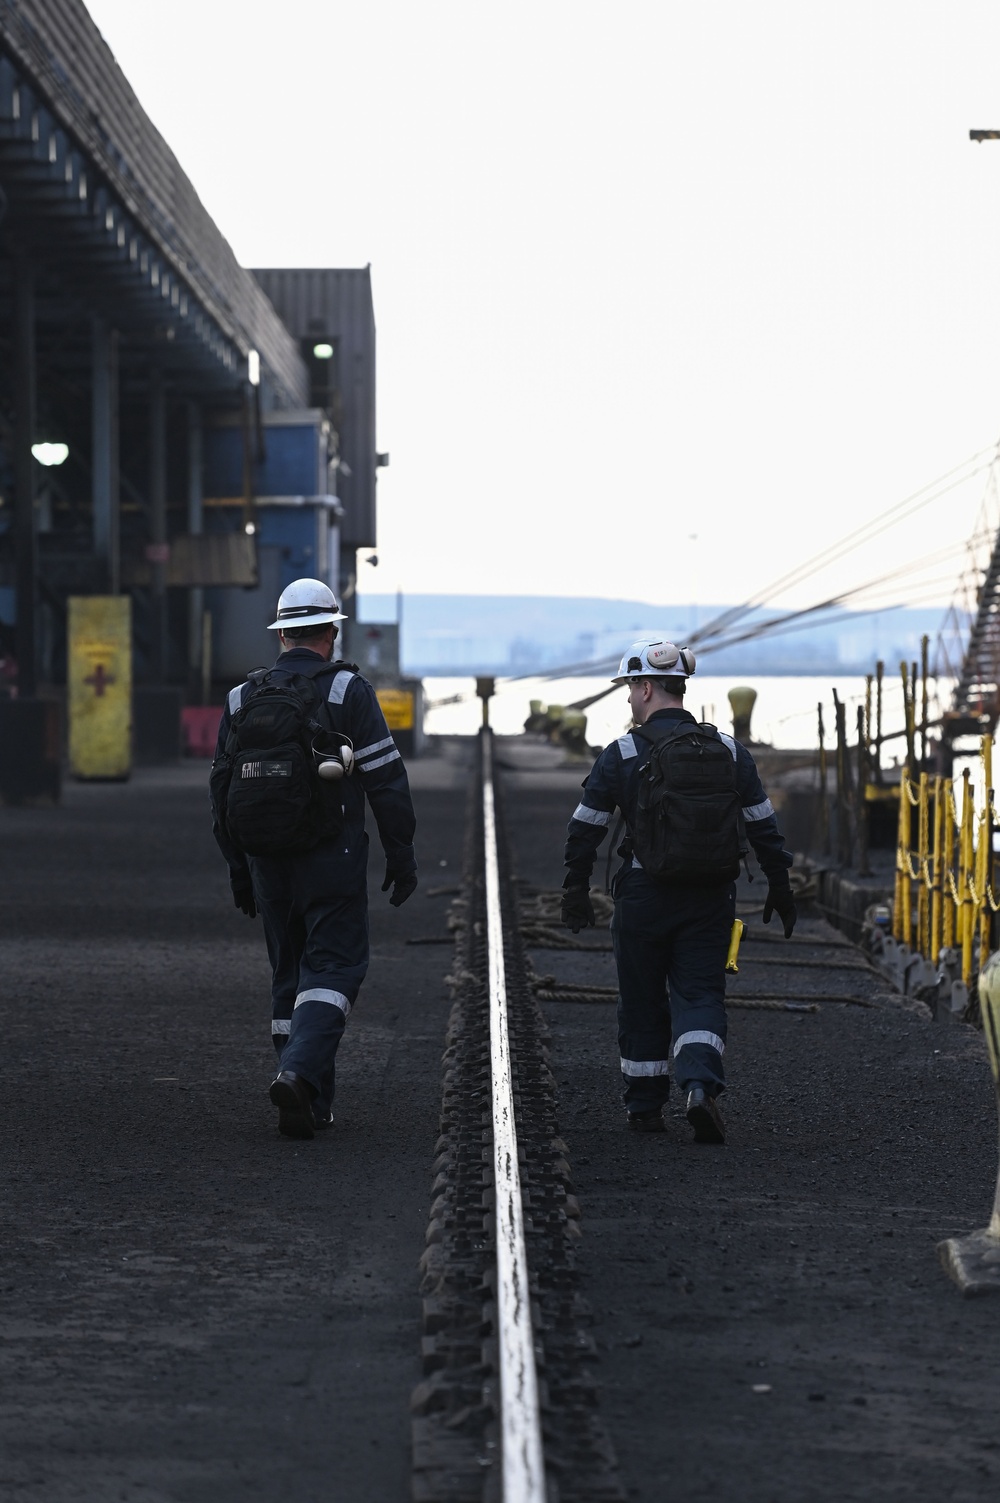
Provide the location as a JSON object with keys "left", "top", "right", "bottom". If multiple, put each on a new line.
{"left": 412, "top": 730, "right": 623, "bottom": 1503}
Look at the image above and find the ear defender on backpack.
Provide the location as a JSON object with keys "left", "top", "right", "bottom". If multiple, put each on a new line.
{"left": 312, "top": 733, "right": 355, "bottom": 781}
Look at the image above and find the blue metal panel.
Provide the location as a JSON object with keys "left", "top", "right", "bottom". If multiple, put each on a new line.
{"left": 256, "top": 425, "right": 322, "bottom": 496}
{"left": 257, "top": 508, "right": 323, "bottom": 590}
{"left": 203, "top": 420, "right": 324, "bottom": 498}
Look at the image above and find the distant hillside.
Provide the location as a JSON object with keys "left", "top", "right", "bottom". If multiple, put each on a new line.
{"left": 355, "top": 593, "right": 955, "bottom": 677}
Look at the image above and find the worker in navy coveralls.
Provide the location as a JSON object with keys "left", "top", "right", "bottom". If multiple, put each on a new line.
{"left": 212, "top": 578, "right": 417, "bottom": 1140}
{"left": 561, "top": 639, "right": 795, "bottom": 1143}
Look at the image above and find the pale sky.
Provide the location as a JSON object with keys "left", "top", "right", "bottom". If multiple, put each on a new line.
{"left": 83, "top": 0, "right": 1000, "bottom": 615}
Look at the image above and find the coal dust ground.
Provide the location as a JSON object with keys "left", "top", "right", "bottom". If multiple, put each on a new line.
{"left": 4, "top": 735, "right": 1000, "bottom": 1503}
{"left": 501, "top": 751, "right": 1000, "bottom": 1503}
{"left": 0, "top": 750, "right": 471, "bottom": 1503}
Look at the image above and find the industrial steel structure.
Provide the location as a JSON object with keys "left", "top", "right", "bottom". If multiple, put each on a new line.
{"left": 0, "top": 0, "right": 382, "bottom": 791}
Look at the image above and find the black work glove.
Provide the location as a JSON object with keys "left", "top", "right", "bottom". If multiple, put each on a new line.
{"left": 763, "top": 886, "right": 797, "bottom": 939}
{"left": 230, "top": 871, "right": 257, "bottom": 919}
{"left": 561, "top": 885, "right": 596, "bottom": 933}
{"left": 382, "top": 865, "right": 418, "bottom": 908}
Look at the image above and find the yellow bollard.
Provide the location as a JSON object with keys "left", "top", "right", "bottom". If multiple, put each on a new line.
{"left": 930, "top": 776, "right": 944, "bottom": 965}
{"left": 938, "top": 952, "right": 1000, "bottom": 1291}
{"left": 725, "top": 920, "right": 746, "bottom": 974}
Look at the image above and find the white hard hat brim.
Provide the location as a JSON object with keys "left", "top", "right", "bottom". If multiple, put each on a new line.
{"left": 268, "top": 608, "right": 348, "bottom": 630}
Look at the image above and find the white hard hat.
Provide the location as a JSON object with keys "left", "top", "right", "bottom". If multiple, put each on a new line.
{"left": 267, "top": 578, "right": 347, "bottom": 631}
{"left": 611, "top": 639, "right": 696, "bottom": 684}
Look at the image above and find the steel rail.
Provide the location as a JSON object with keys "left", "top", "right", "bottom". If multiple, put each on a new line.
{"left": 481, "top": 729, "right": 547, "bottom": 1503}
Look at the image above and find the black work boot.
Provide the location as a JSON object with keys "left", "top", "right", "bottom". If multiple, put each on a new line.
{"left": 627, "top": 1108, "right": 666, "bottom": 1133}
{"left": 269, "top": 1071, "right": 316, "bottom": 1140}
{"left": 685, "top": 1086, "right": 725, "bottom": 1144}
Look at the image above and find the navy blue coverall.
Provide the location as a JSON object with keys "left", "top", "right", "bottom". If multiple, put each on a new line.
{"left": 564, "top": 707, "right": 792, "bottom": 1110}
{"left": 212, "top": 648, "right": 416, "bottom": 1117}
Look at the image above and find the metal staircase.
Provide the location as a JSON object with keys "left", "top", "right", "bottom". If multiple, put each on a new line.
{"left": 952, "top": 524, "right": 1000, "bottom": 724}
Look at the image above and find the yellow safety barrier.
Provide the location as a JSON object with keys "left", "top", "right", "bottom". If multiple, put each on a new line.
{"left": 892, "top": 737, "right": 998, "bottom": 998}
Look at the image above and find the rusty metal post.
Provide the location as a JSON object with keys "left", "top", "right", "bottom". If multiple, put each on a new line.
{"left": 901, "top": 661, "right": 916, "bottom": 771}
{"left": 857, "top": 705, "right": 872, "bottom": 876}
{"left": 920, "top": 634, "right": 930, "bottom": 772}
{"left": 818, "top": 702, "right": 830, "bottom": 856}
{"left": 874, "top": 660, "right": 885, "bottom": 784}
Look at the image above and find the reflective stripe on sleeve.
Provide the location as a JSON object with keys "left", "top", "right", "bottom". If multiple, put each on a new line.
{"left": 356, "top": 734, "right": 396, "bottom": 761}
{"left": 617, "top": 732, "right": 638, "bottom": 759}
{"left": 327, "top": 670, "right": 355, "bottom": 705}
{"left": 719, "top": 733, "right": 738, "bottom": 761}
{"left": 572, "top": 803, "right": 612, "bottom": 827}
{"left": 359, "top": 748, "right": 402, "bottom": 772}
{"left": 743, "top": 798, "right": 775, "bottom": 822}
{"left": 295, "top": 988, "right": 352, "bottom": 1015}
{"left": 271, "top": 1019, "right": 291, "bottom": 1036}
{"left": 620, "top": 1057, "right": 671, "bottom": 1076}
{"left": 673, "top": 1030, "right": 725, "bottom": 1057}
{"left": 228, "top": 683, "right": 245, "bottom": 714}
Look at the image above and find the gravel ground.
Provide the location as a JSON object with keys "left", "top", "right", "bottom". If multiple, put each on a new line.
{"left": 501, "top": 752, "right": 1000, "bottom": 1503}
{"left": 0, "top": 749, "right": 471, "bottom": 1503}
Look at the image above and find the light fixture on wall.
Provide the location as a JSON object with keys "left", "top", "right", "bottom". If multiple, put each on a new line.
{"left": 32, "top": 442, "right": 69, "bottom": 467}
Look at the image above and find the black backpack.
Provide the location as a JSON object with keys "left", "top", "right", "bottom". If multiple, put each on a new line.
{"left": 630, "top": 720, "right": 745, "bottom": 883}
{"left": 210, "top": 666, "right": 350, "bottom": 859}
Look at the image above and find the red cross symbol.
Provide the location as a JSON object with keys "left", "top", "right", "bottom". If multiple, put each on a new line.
{"left": 84, "top": 664, "right": 115, "bottom": 697}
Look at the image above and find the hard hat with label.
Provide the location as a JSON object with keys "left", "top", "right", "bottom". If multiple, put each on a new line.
{"left": 611, "top": 639, "right": 696, "bottom": 684}
{"left": 267, "top": 577, "right": 347, "bottom": 631}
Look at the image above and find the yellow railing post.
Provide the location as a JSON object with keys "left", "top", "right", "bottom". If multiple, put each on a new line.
{"left": 917, "top": 772, "right": 930, "bottom": 959}
{"left": 895, "top": 765, "right": 911, "bottom": 944}
{"left": 942, "top": 781, "right": 956, "bottom": 951}
{"left": 931, "top": 775, "right": 944, "bottom": 965}
{"left": 980, "top": 734, "right": 995, "bottom": 971}
{"left": 961, "top": 769, "right": 975, "bottom": 988}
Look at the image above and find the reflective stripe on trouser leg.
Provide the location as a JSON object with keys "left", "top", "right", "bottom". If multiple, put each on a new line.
{"left": 612, "top": 871, "right": 733, "bottom": 1105}
{"left": 253, "top": 861, "right": 370, "bottom": 1108}
{"left": 671, "top": 1019, "right": 726, "bottom": 1097}
{"left": 281, "top": 994, "right": 348, "bottom": 1107}
{"left": 665, "top": 884, "right": 733, "bottom": 1096}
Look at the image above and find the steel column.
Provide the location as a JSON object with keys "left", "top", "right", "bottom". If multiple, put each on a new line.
{"left": 186, "top": 401, "right": 204, "bottom": 689}
{"left": 148, "top": 369, "right": 167, "bottom": 681}
{"left": 91, "top": 317, "right": 120, "bottom": 594}
{"left": 13, "top": 256, "right": 37, "bottom": 697}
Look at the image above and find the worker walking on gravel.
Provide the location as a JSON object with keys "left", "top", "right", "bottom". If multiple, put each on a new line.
{"left": 560, "top": 640, "right": 795, "bottom": 1142}
{"left": 210, "top": 578, "right": 418, "bottom": 1140}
